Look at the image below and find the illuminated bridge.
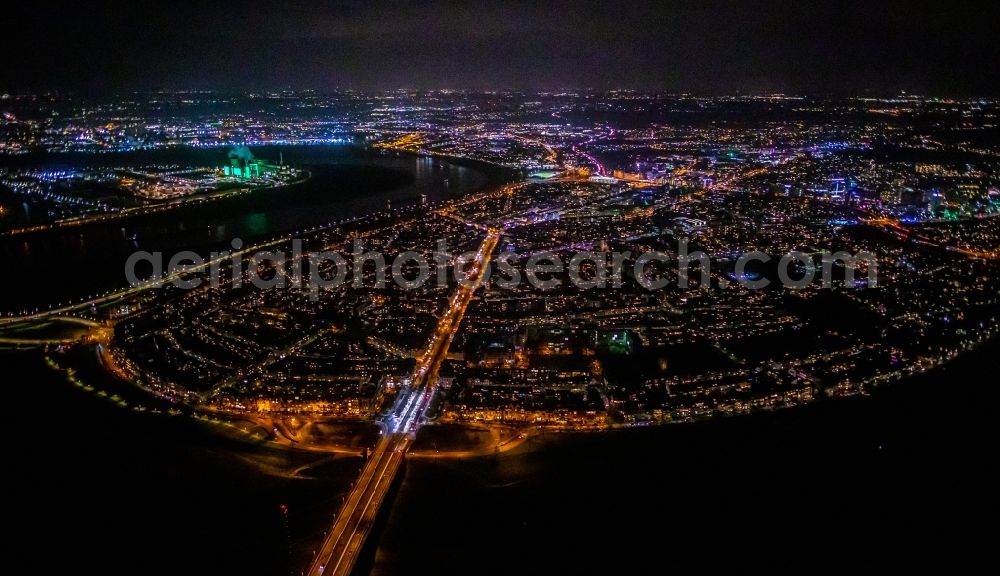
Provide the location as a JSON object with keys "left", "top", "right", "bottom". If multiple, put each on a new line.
{"left": 304, "top": 230, "right": 499, "bottom": 576}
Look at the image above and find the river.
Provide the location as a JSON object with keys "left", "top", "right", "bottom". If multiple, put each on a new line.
{"left": 371, "top": 337, "right": 1000, "bottom": 574}
{"left": 8, "top": 336, "right": 997, "bottom": 575}
{"left": 0, "top": 146, "right": 494, "bottom": 312}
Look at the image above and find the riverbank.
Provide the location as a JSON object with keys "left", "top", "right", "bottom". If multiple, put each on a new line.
{"left": 0, "top": 169, "right": 311, "bottom": 237}
{"left": 0, "top": 145, "right": 509, "bottom": 312}
{"left": 372, "top": 336, "right": 1000, "bottom": 574}
{"left": 6, "top": 346, "right": 364, "bottom": 575}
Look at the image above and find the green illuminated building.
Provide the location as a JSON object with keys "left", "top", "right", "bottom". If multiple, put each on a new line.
{"left": 223, "top": 146, "right": 280, "bottom": 179}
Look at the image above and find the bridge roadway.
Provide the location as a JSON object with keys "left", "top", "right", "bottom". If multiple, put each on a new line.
{"left": 304, "top": 230, "right": 499, "bottom": 576}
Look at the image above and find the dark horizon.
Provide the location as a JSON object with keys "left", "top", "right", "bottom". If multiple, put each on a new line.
{"left": 4, "top": 88, "right": 995, "bottom": 99}
{"left": 5, "top": 0, "right": 1000, "bottom": 96}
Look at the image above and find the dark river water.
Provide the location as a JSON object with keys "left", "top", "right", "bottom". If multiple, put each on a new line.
{"left": 7, "top": 337, "right": 997, "bottom": 576}
{"left": 7, "top": 346, "right": 363, "bottom": 576}
{"left": 370, "top": 338, "right": 1000, "bottom": 574}
{"left": 0, "top": 146, "right": 491, "bottom": 312}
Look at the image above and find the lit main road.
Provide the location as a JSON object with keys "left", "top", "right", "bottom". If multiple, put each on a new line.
{"left": 304, "top": 429, "right": 408, "bottom": 576}
{"left": 304, "top": 230, "right": 499, "bottom": 576}
{"left": 415, "top": 229, "right": 500, "bottom": 388}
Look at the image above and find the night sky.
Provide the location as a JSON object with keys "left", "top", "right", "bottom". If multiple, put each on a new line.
{"left": 5, "top": 0, "right": 1000, "bottom": 95}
